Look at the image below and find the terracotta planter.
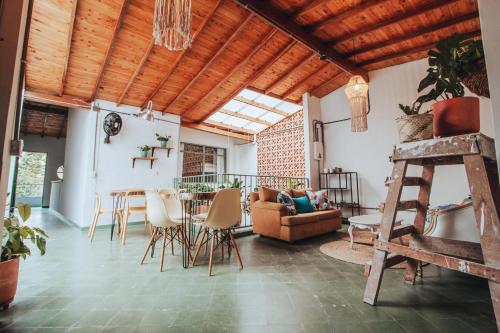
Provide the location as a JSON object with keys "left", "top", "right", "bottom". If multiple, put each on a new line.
{"left": 0, "top": 257, "right": 20, "bottom": 310}
{"left": 432, "top": 97, "right": 480, "bottom": 137}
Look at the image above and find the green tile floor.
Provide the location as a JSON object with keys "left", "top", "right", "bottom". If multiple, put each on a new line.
{"left": 0, "top": 209, "right": 497, "bottom": 332}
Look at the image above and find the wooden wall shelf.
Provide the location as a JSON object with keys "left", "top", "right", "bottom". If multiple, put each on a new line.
{"left": 131, "top": 157, "right": 157, "bottom": 169}
{"left": 151, "top": 146, "right": 173, "bottom": 157}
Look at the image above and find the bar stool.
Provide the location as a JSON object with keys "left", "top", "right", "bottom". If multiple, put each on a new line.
{"left": 121, "top": 190, "right": 148, "bottom": 245}
{"left": 88, "top": 192, "right": 122, "bottom": 242}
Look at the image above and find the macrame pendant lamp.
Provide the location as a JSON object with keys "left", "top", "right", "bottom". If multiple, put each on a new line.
{"left": 345, "top": 75, "right": 369, "bottom": 132}
{"left": 153, "top": 0, "right": 192, "bottom": 51}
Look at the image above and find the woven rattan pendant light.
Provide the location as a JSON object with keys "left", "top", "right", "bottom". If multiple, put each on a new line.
{"left": 153, "top": 0, "right": 192, "bottom": 51}
{"left": 345, "top": 75, "right": 369, "bottom": 132}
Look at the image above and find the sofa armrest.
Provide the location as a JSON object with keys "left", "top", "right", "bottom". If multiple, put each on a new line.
{"left": 250, "top": 200, "right": 287, "bottom": 239}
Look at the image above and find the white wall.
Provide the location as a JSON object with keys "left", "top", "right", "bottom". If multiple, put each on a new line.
{"left": 303, "top": 93, "right": 323, "bottom": 190}
{"left": 59, "top": 101, "right": 181, "bottom": 228}
{"left": 320, "top": 59, "right": 495, "bottom": 217}
{"left": 20, "top": 134, "right": 66, "bottom": 207}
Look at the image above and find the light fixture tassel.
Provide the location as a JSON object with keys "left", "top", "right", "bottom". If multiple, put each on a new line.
{"left": 153, "top": 0, "right": 192, "bottom": 51}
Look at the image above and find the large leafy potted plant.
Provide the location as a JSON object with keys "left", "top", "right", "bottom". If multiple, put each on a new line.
{"left": 1, "top": 203, "right": 47, "bottom": 310}
{"left": 395, "top": 101, "right": 433, "bottom": 143}
{"left": 416, "top": 34, "right": 485, "bottom": 137}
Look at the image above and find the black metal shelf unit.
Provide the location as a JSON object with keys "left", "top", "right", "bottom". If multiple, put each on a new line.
{"left": 319, "top": 171, "right": 361, "bottom": 217}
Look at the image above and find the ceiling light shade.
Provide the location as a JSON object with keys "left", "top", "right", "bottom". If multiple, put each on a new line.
{"left": 137, "top": 100, "right": 155, "bottom": 122}
{"left": 153, "top": 0, "right": 192, "bottom": 51}
{"left": 345, "top": 75, "right": 369, "bottom": 132}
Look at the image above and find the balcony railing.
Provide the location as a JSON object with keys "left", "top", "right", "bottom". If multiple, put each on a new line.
{"left": 174, "top": 173, "right": 310, "bottom": 230}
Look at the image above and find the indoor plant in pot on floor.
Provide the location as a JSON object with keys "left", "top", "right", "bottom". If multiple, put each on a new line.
{"left": 416, "top": 34, "right": 486, "bottom": 137}
{"left": 1, "top": 203, "right": 47, "bottom": 310}
{"left": 396, "top": 101, "right": 433, "bottom": 143}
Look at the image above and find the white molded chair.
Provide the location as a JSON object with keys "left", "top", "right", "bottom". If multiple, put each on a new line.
{"left": 140, "top": 190, "right": 192, "bottom": 272}
{"left": 192, "top": 188, "right": 243, "bottom": 276}
{"left": 88, "top": 193, "right": 122, "bottom": 242}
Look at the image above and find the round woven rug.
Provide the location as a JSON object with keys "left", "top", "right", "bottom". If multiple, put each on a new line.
{"left": 320, "top": 231, "right": 405, "bottom": 268}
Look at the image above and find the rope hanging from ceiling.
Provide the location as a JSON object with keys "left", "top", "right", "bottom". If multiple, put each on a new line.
{"left": 153, "top": 0, "right": 192, "bottom": 51}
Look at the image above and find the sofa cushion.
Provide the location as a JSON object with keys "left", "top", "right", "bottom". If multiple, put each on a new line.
{"left": 292, "top": 196, "right": 314, "bottom": 214}
{"left": 289, "top": 189, "right": 307, "bottom": 198}
{"left": 306, "top": 190, "right": 331, "bottom": 210}
{"left": 259, "top": 186, "right": 280, "bottom": 202}
{"left": 277, "top": 191, "right": 297, "bottom": 215}
{"left": 281, "top": 209, "right": 341, "bottom": 226}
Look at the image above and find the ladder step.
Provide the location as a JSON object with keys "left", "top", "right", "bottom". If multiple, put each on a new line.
{"left": 384, "top": 177, "right": 425, "bottom": 187}
{"left": 390, "top": 224, "right": 416, "bottom": 239}
{"left": 397, "top": 200, "right": 419, "bottom": 211}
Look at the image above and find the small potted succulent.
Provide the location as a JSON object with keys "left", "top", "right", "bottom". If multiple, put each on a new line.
{"left": 155, "top": 133, "right": 171, "bottom": 149}
{"left": 416, "top": 34, "right": 486, "bottom": 137}
{"left": 396, "top": 101, "right": 433, "bottom": 143}
{"left": 137, "top": 145, "right": 151, "bottom": 158}
{"left": 1, "top": 203, "right": 47, "bottom": 310}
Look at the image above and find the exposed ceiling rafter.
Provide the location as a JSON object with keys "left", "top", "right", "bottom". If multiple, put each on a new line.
{"left": 235, "top": 0, "right": 368, "bottom": 81}
{"left": 310, "top": 71, "right": 348, "bottom": 96}
{"left": 59, "top": 0, "right": 78, "bottom": 96}
{"left": 140, "top": 0, "right": 224, "bottom": 110}
{"left": 265, "top": 52, "right": 317, "bottom": 94}
{"left": 25, "top": 91, "right": 90, "bottom": 109}
{"left": 204, "top": 120, "right": 257, "bottom": 135}
{"left": 89, "top": 0, "right": 131, "bottom": 102}
{"left": 162, "top": 12, "right": 254, "bottom": 114}
{"left": 233, "top": 97, "right": 288, "bottom": 117}
{"left": 291, "top": 0, "right": 331, "bottom": 19}
{"left": 182, "top": 122, "right": 254, "bottom": 141}
{"left": 281, "top": 63, "right": 331, "bottom": 100}
{"left": 217, "top": 109, "right": 272, "bottom": 126}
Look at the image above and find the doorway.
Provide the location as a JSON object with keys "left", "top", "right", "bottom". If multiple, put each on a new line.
{"left": 14, "top": 151, "right": 48, "bottom": 207}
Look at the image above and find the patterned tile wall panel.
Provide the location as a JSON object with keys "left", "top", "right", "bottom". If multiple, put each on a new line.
{"left": 257, "top": 110, "right": 305, "bottom": 180}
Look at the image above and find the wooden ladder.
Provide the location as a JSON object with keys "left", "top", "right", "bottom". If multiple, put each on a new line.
{"left": 363, "top": 134, "right": 500, "bottom": 330}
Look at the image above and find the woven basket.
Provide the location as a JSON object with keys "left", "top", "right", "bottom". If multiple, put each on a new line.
{"left": 396, "top": 113, "right": 433, "bottom": 143}
{"left": 461, "top": 60, "right": 490, "bottom": 98}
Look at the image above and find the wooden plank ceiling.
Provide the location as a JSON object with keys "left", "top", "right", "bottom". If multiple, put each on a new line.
{"left": 26, "top": 0, "right": 480, "bottom": 137}
{"left": 21, "top": 102, "right": 68, "bottom": 138}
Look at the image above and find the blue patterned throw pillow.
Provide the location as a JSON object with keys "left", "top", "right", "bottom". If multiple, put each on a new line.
{"left": 277, "top": 191, "right": 297, "bottom": 215}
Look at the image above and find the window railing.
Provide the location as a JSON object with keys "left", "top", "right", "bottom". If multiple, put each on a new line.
{"left": 174, "top": 173, "right": 310, "bottom": 230}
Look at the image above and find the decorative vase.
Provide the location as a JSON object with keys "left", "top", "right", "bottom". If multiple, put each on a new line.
{"left": 0, "top": 257, "right": 20, "bottom": 310}
{"left": 160, "top": 140, "right": 167, "bottom": 148}
{"left": 139, "top": 150, "right": 148, "bottom": 158}
{"left": 432, "top": 97, "right": 479, "bottom": 137}
{"left": 396, "top": 113, "right": 433, "bottom": 143}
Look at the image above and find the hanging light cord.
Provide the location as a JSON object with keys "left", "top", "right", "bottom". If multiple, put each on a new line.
{"left": 322, "top": 90, "right": 371, "bottom": 125}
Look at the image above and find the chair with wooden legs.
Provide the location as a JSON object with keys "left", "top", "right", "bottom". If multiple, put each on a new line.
{"left": 140, "top": 190, "right": 192, "bottom": 272}
{"left": 192, "top": 188, "right": 243, "bottom": 276}
{"left": 88, "top": 193, "right": 122, "bottom": 242}
{"left": 121, "top": 190, "right": 148, "bottom": 245}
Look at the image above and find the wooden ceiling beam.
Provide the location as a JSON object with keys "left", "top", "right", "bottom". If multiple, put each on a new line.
{"left": 117, "top": 39, "right": 155, "bottom": 106}
{"left": 281, "top": 63, "right": 331, "bottom": 100}
{"left": 23, "top": 103, "right": 68, "bottom": 116}
{"left": 312, "top": 0, "right": 386, "bottom": 33}
{"left": 182, "top": 122, "right": 254, "bottom": 141}
{"left": 204, "top": 120, "right": 257, "bottom": 135}
{"left": 217, "top": 109, "right": 272, "bottom": 126}
{"left": 265, "top": 52, "right": 316, "bottom": 94}
{"left": 359, "top": 29, "right": 482, "bottom": 67}
{"left": 140, "top": 0, "right": 223, "bottom": 110}
{"left": 59, "top": 0, "right": 78, "bottom": 96}
{"left": 162, "top": 12, "right": 254, "bottom": 114}
{"left": 25, "top": 91, "right": 90, "bottom": 108}
{"left": 182, "top": 28, "right": 277, "bottom": 118}
{"left": 332, "top": 0, "right": 460, "bottom": 46}
{"left": 291, "top": 0, "right": 331, "bottom": 19}
{"left": 235, "top": 0, "right": 367, "bottom": 80}
{"left": 344, "top": 11, "right": 479, "bottom": 58}
{"left": 89, "top": 0, "right": 131, "bottom": 102}
{"left": 233, "top": 96, "right": 288, "bottom": 117}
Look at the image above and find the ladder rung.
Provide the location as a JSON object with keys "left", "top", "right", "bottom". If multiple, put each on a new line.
{"left": 384, "top": 177, "right": 425, "bottom": 187}
{"left": 390, "top": 224, "right": 416, "bottom": 239}
{"left": 397, "top": 200, "right": 419, "bottom": 210}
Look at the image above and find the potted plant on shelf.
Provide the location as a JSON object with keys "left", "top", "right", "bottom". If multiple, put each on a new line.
{"left": 416, "top": 34, "right": 486, "bottom": 137}
{"left": 396, "top": 101, "right": 433, "bottom": 143}
{"left": 137, "top": 145, "right": 151, "bottom": 158}
{"left": 155, "top": 133, "right": 171, "bottom": 149}
{"left": 1, "top": 203, "right": 47, "bottom": 310}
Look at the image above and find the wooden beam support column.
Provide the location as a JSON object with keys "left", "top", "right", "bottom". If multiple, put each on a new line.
{"left": 235, "top": 0, "right": 367, "bottom": 80}
{"left": 89, "top": 0, "right": 131, "bottom": 102}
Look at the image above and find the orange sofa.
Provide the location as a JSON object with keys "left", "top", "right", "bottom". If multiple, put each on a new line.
{"left": 250, "top": 187, "right": 342, "bottom": 242}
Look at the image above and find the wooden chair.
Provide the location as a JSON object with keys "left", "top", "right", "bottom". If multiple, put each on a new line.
{"left": 88, "top": 193, "right": 122, "bottom": 242}
{"left": 140, "top": 190, "right": 192, "bottom": 272}
{"left": 121, "top": 190, "right": 148, "bottom": 245}
{"left": 192, "top": 188, "right": 243, "bottom": 276}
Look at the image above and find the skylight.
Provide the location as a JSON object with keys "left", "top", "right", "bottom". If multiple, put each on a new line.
{"left": 206, "top": 89, "right": 302, "bottom": 135}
